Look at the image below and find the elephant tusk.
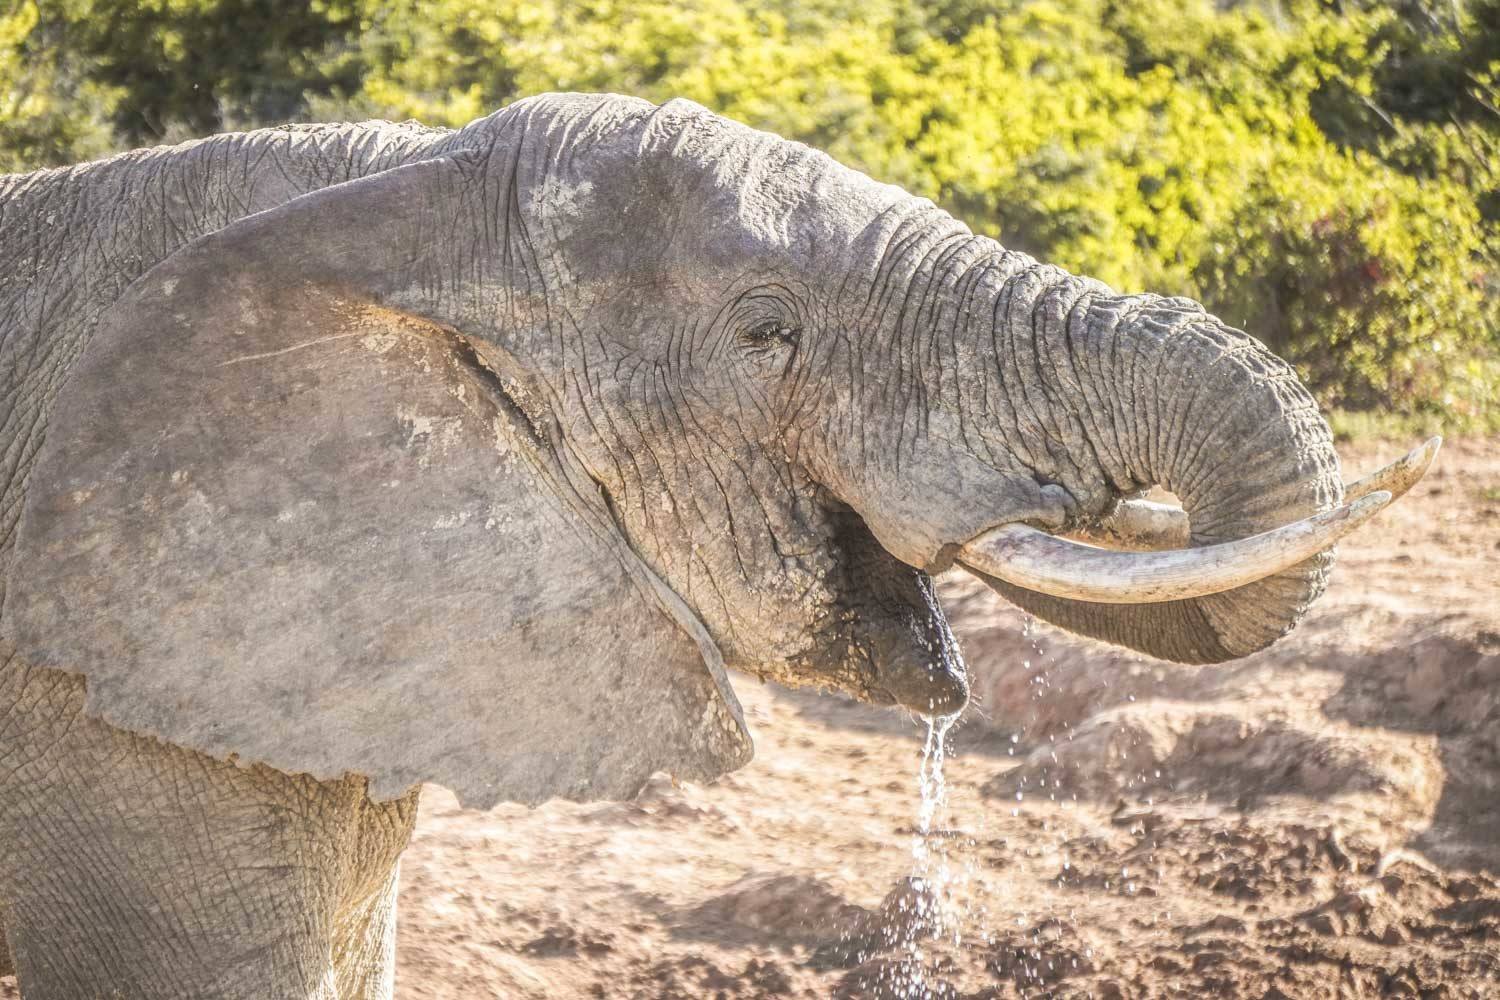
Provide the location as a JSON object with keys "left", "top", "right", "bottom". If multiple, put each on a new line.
{"left": 957, "top": 490, "right": 1393, "bottom": 604}
{"left": 1343, "top": 436, "right": 1441, "bottom": 505}
{"left": 1083, "top": 437, "right": 1440, "bottom": 553}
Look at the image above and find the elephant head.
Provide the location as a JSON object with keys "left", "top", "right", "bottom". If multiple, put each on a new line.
{"left": 2, "top": 94, "right": 1431, "bottom": 807}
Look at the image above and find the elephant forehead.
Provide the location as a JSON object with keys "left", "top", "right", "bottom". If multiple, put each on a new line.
{"left": 5, "top": 270, "right": 750, "bottom": 807}
{"left": 532, "top": 99, "right": 911, "bottom": 283}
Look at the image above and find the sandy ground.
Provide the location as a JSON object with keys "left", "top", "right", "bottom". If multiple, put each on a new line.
{"left": 393, "top": 435, "right": 1500, "bottom": 999}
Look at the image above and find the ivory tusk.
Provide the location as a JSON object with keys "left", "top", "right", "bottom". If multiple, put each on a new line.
{"left": 958, "top": 490, "right": 1393, "bottom": 605}
{"left": 1343, "top": 436, "right": 1441, "bottom": 505}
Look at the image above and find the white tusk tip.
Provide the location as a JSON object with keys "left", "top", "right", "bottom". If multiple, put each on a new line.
{"left": 1408, "top": 435, "right": 1443, "bottom": 475}
{"left": 1343, "top": 437, "right": 1441, "bottom": 504}
{"left": 1347, "top": 489, "right": 1393, "bottom": 519}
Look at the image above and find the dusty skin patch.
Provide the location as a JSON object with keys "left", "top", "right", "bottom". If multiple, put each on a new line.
{"left": 4, "top": 437, "right": 1495, "bottom": 998}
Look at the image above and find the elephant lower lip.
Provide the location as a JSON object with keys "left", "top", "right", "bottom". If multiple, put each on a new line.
{"left": 882, "top": 669, "right": 968, "bottom": 719}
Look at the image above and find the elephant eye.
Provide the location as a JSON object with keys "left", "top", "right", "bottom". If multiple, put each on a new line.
{"left": 741, "top": 321, "right": 800, "bottom": 349}
{"left": 737, "top": 321, "right": 801, "bottom": 378}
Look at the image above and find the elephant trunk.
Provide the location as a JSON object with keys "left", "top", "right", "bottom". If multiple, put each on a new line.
{"left": 966, "top": 267, "right": 1344, "bottom": 664}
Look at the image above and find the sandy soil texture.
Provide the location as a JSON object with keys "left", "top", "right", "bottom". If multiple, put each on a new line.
{"left": 3, "top": 436, "right": 1496, "bottom": 998}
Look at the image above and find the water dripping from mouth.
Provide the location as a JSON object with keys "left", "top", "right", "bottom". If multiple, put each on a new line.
{"left": 914, "top": 712, "right": 956, "bottom": 873}
{"left": 879, "top": 711, "right": 963, "bottom": 999}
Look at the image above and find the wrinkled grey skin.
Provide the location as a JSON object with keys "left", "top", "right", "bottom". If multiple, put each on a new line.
{"left": 0, "top": 93, "right": 1339, "bottom": 996}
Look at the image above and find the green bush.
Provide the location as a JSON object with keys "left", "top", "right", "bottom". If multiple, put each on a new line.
{"left": 0, "top": 0, "right": 118, "bottom": 171}
{"left": 2, "top": 0, "right": 1495, "bottom": 429}
{"left": 1195, "top": 143, "right": 1496, "bottom": 420}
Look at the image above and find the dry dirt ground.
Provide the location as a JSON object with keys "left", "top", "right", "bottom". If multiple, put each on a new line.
{"left": 3, "top": 436, "right": 1497, "bottom": 998}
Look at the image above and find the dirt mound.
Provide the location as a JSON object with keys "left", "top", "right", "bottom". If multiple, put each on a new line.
{"left": 956, "top": 588, "right": 1499, "bottom": 871}
{"left": 679, "top": 873, "right": 867, "bottom": 947}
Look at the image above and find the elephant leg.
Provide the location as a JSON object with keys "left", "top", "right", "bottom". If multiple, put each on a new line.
{"left": 331, "top": 865, "right": 403, "bottom": 1000}
{"left": 331, "top": 796, "right": 420, "bottom": 999}
{"left": 0, "top": 654, "right": 419, "bottom": 1000}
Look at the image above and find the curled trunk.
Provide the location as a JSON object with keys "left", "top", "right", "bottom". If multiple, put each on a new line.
{"left": 970, "top": 273, "right": 1343, "bottom": 664}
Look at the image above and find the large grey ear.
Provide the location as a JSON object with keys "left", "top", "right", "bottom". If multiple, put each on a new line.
{"left": 2, "top": 156, "right": 751, "bottom": 807}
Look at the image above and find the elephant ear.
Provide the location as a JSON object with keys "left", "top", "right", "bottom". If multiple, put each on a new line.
{"left": 2, "top": 155, "right": 751, "bottom": 807}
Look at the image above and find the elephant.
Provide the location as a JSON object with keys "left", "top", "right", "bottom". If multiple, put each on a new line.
{"left": 0, "top": 92, "right": 1434, "bottom": 997}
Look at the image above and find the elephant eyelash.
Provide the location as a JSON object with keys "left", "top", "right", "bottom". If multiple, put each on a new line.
{"left": 740, "top": 322, "right": 800, "bottom": 349}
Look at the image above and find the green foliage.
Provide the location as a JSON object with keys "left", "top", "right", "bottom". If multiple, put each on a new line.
{"left": 1195, "top": 143, "right": 1496, "bottom": 421}
{"left": 0, "top": 0, "right": 118, "bottom": 171}
{"left": 1, "top": 0, "right": 1495, "bottom": 429}
{"left": 54, "top": 0, "right": 362, "bottom": 143}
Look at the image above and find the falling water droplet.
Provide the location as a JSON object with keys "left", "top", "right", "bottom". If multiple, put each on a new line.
{"left": 915, "top": 712, "right": 954, "bottom": 843}
{"left": 885, "top": 711, "right": 963, "bottom": 999}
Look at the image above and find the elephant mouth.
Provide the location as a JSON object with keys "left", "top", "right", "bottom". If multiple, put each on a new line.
{"left": 805, "top": 505, "right": 970, "bottom": 718}
{"left": 951, "top": 439, "right": 1437, "bottom": 604}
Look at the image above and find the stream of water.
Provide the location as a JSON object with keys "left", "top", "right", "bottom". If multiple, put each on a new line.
{"left": 912, "top": 711, "right": 957, "bottom": 901}
{"left": 881, "top": 711, "right": 964, "bottom": 999}
{"left": 877, "top": 617, "right": 1070, "bottom": 998}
